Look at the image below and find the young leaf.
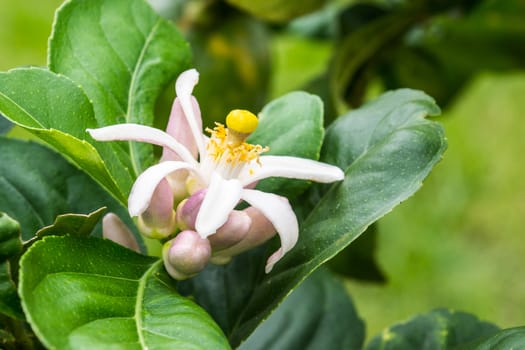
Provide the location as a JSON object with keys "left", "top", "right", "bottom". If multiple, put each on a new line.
{"left": 20, "top": 236, "right": 230, "bottom": 350}
{"left": 239, "top": 268, "right": 365, "bottom": 350}
{"left": 248, "top": 91, "right": 324, "bottom": 198}
{"left": 36, "top": 207, "right": 107, "bottom": 238}
{"left": 49, "top": 0, "right": 192, "bottom": 174}
{"left": 365, "top": 309, "right": 499, "bottom": 350}
{"left": 0, "top": 137, "right": 137, "bottom": 243}
{"left": 203, "top": 89, "right": 446, "bottom": 346}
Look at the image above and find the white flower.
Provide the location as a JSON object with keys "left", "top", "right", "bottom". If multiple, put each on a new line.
{"left": 88, "top": 69, "right": 344, "bottom": 273}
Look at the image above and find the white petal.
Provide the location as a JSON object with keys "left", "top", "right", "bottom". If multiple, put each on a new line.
{"left": 195, "top": 172, "right": 242, "bottom": 238}
{"left": 239, "top": 155, "right": 345, "bottom": 186}
{"left": 175, "top": 69, "right": 206, "bottom": 157}
{"left": 87, "top": 124, "right": 197, "bottom": 166}
{"left": 240, "top": 189, "right": 299, "bottom": 273}
{"left": 129, "top": 161, "right": 197, "bottom": 216}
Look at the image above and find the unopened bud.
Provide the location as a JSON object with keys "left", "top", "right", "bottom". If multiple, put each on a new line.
{"left": 210, "top": 207, "right": 276, "bottom": 263}
{"left": 162, "top": 230, "right": 211, "bottom": 280}
{"left": 208, "top": 210, "right": 251, "bottom": 252}
{"left": 102, "top": 213, "right": 140, "bottom": 253}
{"left": 138, "top": 179, "right": 177, "bottom": 239}
{"left": 176, "top": 189, "right": 206, "bottom": 230}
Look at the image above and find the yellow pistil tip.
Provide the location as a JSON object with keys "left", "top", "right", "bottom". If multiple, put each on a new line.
{"left": 226, "top": 109, "right": 259, "bottom": 134}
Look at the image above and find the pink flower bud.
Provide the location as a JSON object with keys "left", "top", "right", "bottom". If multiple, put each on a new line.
{"left": 210, "top": 206, "right": 276, "bottom": 263}
{"left": 162, "top": 230, "right": 211, "bottom": 280}
{"left": 208, "top": 210, "right": 251, "bottom": 252}
{"left": 102, "top": 213, "right": 140, "bottom": 253}
{"left": 138, "top": 179, "right": 177, "bottom": 239}
{"left": 176, "top": 189, "right": 206, "bottom": 230}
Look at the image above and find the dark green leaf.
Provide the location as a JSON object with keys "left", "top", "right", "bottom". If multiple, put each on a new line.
{"left": 327, "top": 224, "right": 385, "bottom": 282}
{"left": 365, "top": 309, "right": 499, "bottom": 350}
{"left": 184, "top": 89, "right": 446, "bottom": 346}
{"left": 226, "top": 0, "right": 327, "bottom": 22}
{"left": 20, "top": 236, "right": 230, "bottom": 350}
{"left": 460, "top": 327, "right": 525, "bottom": 349}
{"left": 248, "top": 91, "right": 324, "bottom": 198}
{"left": 49, "top": 0, "right": 192, "bottom": 174}
{"left": 0, "top": 261, "right": 23, "bottom": 320}
{"left": 0, "top": 68, "right": 129, "bottom": 203}
{"left": 36, "top": 207, "right": 106, "bottom": 238}
{"left": 0, "top": 137, "right": 139, "bottom": 243}
{"left": 331, "top": 10, "right": 416, "bottom": 106}
{"left": 239, "top": 268, "right": 365, "bottom": 350}
{"left": 0, "top": 213, "right": 22, "bottom": 260}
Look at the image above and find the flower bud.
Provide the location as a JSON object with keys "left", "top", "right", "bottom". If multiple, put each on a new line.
{"left": 162, "top": 230, "right": 211, "bottom": 280}
{"left": 138, "top": 179, "right": 177, "bottom": 239}
{"left": 102, "top": 213, "right": 140, "bottom": 253}
{"left": 210, "top": 207, "right": 276, "bottom": 263}
{"left": 176, "top": 189, "right": 206, "bottom": 230}
{"left": 208, "top": 210, "right": 251, "bottom": 252}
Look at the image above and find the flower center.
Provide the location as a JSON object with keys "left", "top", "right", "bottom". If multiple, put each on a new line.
{"left": 204, "top": 110, "right": 268, "bottom": 179}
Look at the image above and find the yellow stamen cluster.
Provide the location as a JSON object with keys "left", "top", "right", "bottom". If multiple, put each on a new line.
{"left": 206, "top": 110, "right": 268, "bottom": 170}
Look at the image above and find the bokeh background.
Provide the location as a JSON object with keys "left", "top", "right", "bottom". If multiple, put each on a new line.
{"left": 2, "top": 0, "right": 524, "bottom": 340}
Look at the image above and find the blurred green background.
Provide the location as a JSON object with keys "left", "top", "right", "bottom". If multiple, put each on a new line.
{"left": 2, "top": 0, "right": 525, "bottom": 341}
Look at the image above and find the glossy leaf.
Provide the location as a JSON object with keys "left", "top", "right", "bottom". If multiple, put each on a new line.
{"left": 248, "top": 91, "right": 324, "bottom": 198}
{"left": 36, "top": 207, "right": 106, "bottom": 238}
{"left": 0, "top": 68, "right": 130, "bottom": 202}
{"left": 49, "top": 0, "right": 192, "bottom": 174}
{"left": 461, "top": 327, "right": 525, "bottom": 349}
{"left": 183, "top": 89, "right": 446, "bottom": 346}
{"left": 0, "top": 137, "right": 138, "bottom": 243}
{"left": 226, "top": 0, "right": 326, "bottom": 22}
{"left": 20, "top": 236, "right": 230, "bottom": 350}
{"left": 365, "top": 309, "right": 499, "bottom": 350}
{"left": 239, "top": 268, "right": 365, "bottom": 350}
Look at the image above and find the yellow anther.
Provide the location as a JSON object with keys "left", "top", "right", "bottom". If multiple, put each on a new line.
{"left": 226, "top": 109, "right": 259, "bottom": 134}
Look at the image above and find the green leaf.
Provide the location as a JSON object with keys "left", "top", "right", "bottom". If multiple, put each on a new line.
{"left": 327, "top": 224, "right": 385, "bottom": 282}
{"left": 0, "top": 137, "right": 138, "bottom": 243}
{"left": 365, "top": 309, "right": 499, "bottom": 350}
{"left": 239, "top": 268, "right": 364, "bottom": 350}
{"left": 226, "top": 0, "right": 327, "bottom": 22}
{"left": 461, "top": 327, "right": 525, "bottom": 349}
{"left": 0, "top": 68, "right": 130, "bottom": 203}
{"left": 184, "top": 89, "right": 447, "bottom": 346}
{"left": 0, "top": 260, "right": 23, "bottom": 320}
{"left": 36, "top": 207, "right": 106, "bottom": 238}
{"left": 248, "top": 91, "right": 324, "bottom": 198}
{"left": 0, "top": 213, "right": 22, "bottom": 260}
{"left": 49, "top": 0, "right": 192, "bottom": 174}
{"left": 331, "top": 10, "right": 416, "bottom": 106}
{"left": 20, "top": 236, "right": 230, "bottom": 350}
